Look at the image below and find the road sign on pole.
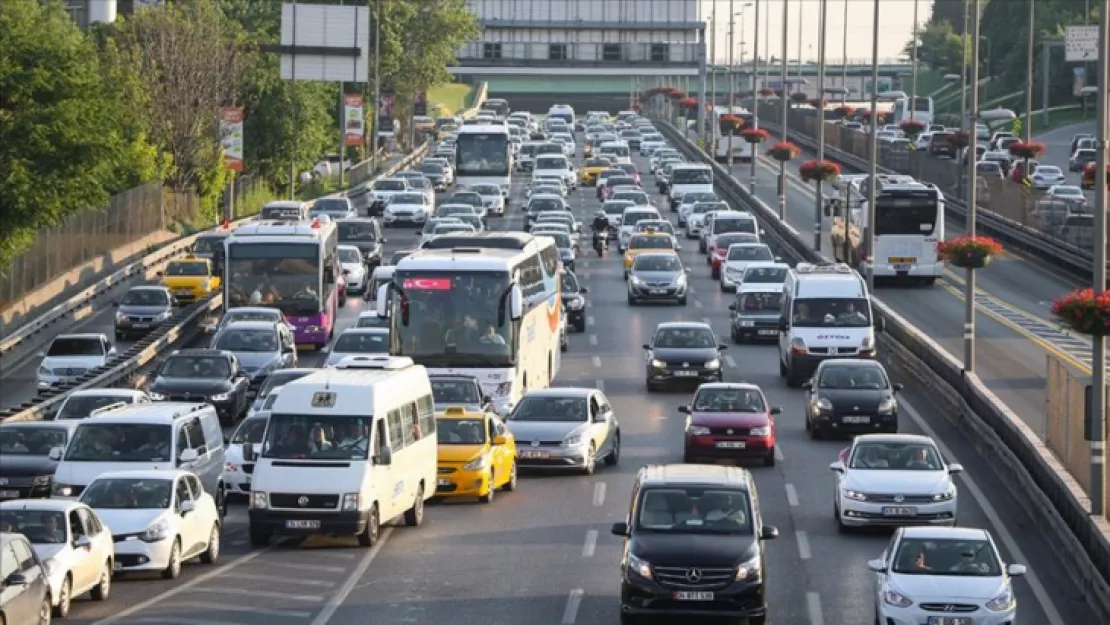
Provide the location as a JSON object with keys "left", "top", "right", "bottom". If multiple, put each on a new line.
{"left": 1066, "top": 25, "right": 1099, "bottom": 62}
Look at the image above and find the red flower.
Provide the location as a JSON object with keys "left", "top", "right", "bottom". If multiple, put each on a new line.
{"left": 807, "top": 98, "right": 828, "bottom": 109}
{"left": 798, "top": 159, "right": 841, "bottom": 183}
{"left": 789, "top": 91, "right": 809, "bottom": 103}
{"left": 646, "top": 86, "right": 665, "bottom": 96}
{"left": 935, "top": 235, "right": 1003, "bottom": 269}
{"left": 947, "top": 130, "right": 970, "bottom": 148}
{"left": 1008, "top": 140, "right": 1046, "bottom": 159}
{"left": 631, "top": 103, "right": 642, "bottom": 112}
{"left": 833, "top": 105, "right": 855, "bottom": 118}
{"left": 1051, "top": 288, "right": 1110, "bottom": 335}
{"left": 668, "top": 89, "right": 687, "bottom": 100}
{"left": 759, "top": 87, "right": 775, "bottom": 97}
{"left": 767, "top": 141, "right": 801, "bottom": 162}
{"left": 899, "top": 119, "right": 926, "bottom": 136}
{"left": 740, "top": 128, "right": 770, "bottom": 144}
{"left": 678, "top": 97, "right": 699, "bottom": 110}
{"left": 719, "top": 114, "right": 745, "bottom": 131}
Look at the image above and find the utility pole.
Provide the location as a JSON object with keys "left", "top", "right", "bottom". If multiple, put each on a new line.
{"left": 1088, "top": 0, "right": 1108, "bottom": 516}
{"left": 778, "top": 0, "right": 789, "bottom": 220}
{"left": 815, "top": 0, "right": 828, "bottom": 252}
{"left": 910, "top": 0, "right": 918, "bottom": 121}
{"left": 960, "top": 0, "right": 969, "bottom": 129}
{"left": 711, "top": 1, "right": 718, "bottom": 108}
{"left": 370, "top": 0, "right": 382, "bottom": 172}
{"left": 796, "top": 0, "right": 803, "bottom": 78}
{"left": 865, "top": 0, "right": 880, "bottom": 291}
{"left": 728, "top": 0, "right": 735, "bottom": 168}
{"left": 964, "top": 0, "right": 981, "bottom": 371}
{"left": 1025, "top": 0, "right": 1035, "bottom": 143}
{"left": 751, "top": 0, "right": 761, "bottom": 195}
{"left": 841, "top": 0, "right": 849, "bottom": 104}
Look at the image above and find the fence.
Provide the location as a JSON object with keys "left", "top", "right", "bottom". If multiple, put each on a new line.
{"left": 1045, "top": 352, "right": 1110, "bottom": 498}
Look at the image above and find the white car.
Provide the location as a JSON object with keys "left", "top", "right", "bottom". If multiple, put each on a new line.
{"left": 36, "top": 333, "right": 116, "bottom": 393}
{"left": 830, "top": 434, "right": 962, "bottom": 532}
{"left": 534, "top": 155, "right": 577, "bottom": 190}
{"left": 551, "top": 132, "right": 577, "bottom": 155}
{"left": 382, "top": 192, "right": 431, "bottom": 226}
{"left": 419, "top": 219, "right": 474, "bottom": 247}
{"left": 676, "top": 191, "right": 719, "bottom": 220}
{"left": 311, "top": 154, "right": 350, "bottom": 178}
{"left": 337, "top": 244, "right": 368, "bottom": 294}
{"left": 310, "top": 195, "right": 356, "bottom": 220}
{"left": 684, "top": 202, "right": 720, "bottom": 238}
{"left": 640, "top": 140, "right": 667, "bottom": 156}
{"left": 53, "top": 389, "right": 151, "bottom": 421}
{"left": 246, "top": 367, "right": 316, "bottom": 417}
{"left": 323, "top": 328, "right": 390, "bottom": 366}
{"left": 1044, "top": 184, "right": 1088, "bottom": 207}
{"left": 868, "top": 527, "right": 1025, "bottom": 625}
{"left": 469, "top": 183, "right": 507, "bottom": 216}
{"left": 356, "top": 310, "right": 389, "bottom": 329}
{"left": 369, "top": 177, "right": 410, "bottom": 214}
{"left": 651, "top": 149, "right": 680, "bottom": 172}
{"left": 80, "top": 469, "right": 221, "bottom": 579}
{"left": 223, "top": 413, "right": 269, "bottom": 497}
{"left": 719, "top": 243, "right": 776, "bottom": 292}
{"left": 1030, "top": 165, "right": 1066, "bottom": 190}
{"left": 0, "top": 499, "right": 115, "bottom": 616}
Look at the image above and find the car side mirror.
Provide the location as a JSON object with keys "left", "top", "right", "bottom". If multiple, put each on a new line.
{"left": 223, "top": 437, "right": 230, "bottom": 446}
{"left": 414, "top": 230, "right": 422, "bottom": 235}
{"left": 641, "top": 343, "right": 650, "bottom": 350}
{"left": 112, "top": 302, "right": 119, "bottom": 307}
{"left": 579, "top": 287, "right": 589, "bottom": 294}
{"left": 759, "top": 525, "right": 779, "bottom": 540}
{"left": 778, "top": 318, "right": 789, "bottom": 331}
{"left": 802, "top": 381, "right": 812, "bottom": 390}
{"left": 893, "top": 383, "right": 903, "bottom": 392}
{"left": 492, "top": 435, "right": 508, "bottom": 446}
{"left": 49, "top": 447, "right": 63, "bottom": 461}
{"left": 156, "top": 271, "right": 164, "bottom": 277}
{"left": 866, "top": 558, "right": 886, "bottom": 573}
{"left": 380, "top": 237, "right": 388, "bottom": 244}
{"left": 948, "top": 463, "right": 964, "bottom": 475}
{"left": 178, "top": 448, "right": 199, "bottom": 464}
{"left": 1007, "top": 564, "right": 1027, "bottom": 577}
{"left": 770, "top": 406, "right": 782, "bottom": 415}
{"left": 874, "top": 316, "right": 886, "bottom": 332}
{"left": 3, "top": 572, "right": 27, "bottom": 587}
{"left": 718, "top": 344, "right": 728, "bottom": 350}
{"left": 180, "top": 500, "right": 196, "bottom": 515}
{"left": 829, "top": 461, "right": 845, "bottom": 472}
{"left": 610, "top": 522, "right": 629, "bottom": 537}
{"left": 375, "top": 446, "right": 393, "bottom": 466}
{"left": 677, "top": 405, "right": 690, "bottom": 414}
{"left": 728, "top": 304, "right": 736, "bottom": 311}
{"left": 242, "top": 442, "right": 255, "bottom": 462}
{"left": 73, "top": 535, "right": 92, "bottom": 550}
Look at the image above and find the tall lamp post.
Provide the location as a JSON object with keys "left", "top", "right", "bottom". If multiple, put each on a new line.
{"left": 814, "top": 0, "right": 828, "bottom": 252}
{"left": 841, "top": 0, "right": 849, "bottom": 104}
{"left": 1024, "top": 1, "right": 1035, "bottom": 141}
{"left": 1089, "top": 0, "right": 1108, "bottom": 516}
{"left": 910, "top": 0, "right": 919, "bottom": 121}
{"left": 778, "top": 0, "right": 790, "bottom": 220}
{"left": 728, "top": 2, "right": 752, "bottom": 168}
{"left": 750, "top": 0, "right": 761, "bottom": 194}
{"left": 865, "top": 0, "right": 880, "bottom": 291}
{"left": 964, "top": 0, "right": 981, "bottom": 371}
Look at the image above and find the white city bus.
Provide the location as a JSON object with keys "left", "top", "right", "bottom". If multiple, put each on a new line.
{"left": 375, "top": 232, "right": 561, "bottom": 413}
{"left": 711, "top": 106, "right": 755, "bottom": 162}
{"left": 455, "top": 124, "right": 512, "bottom": 199}
{"left": 890, "top": 95, "right": 935, "bottom": 127}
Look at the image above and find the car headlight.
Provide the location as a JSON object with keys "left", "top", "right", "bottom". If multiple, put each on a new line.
{"left": 749, "top": 425, "right": 771, "bottom": 437}
{"left": 861, "top": 335, "right": 875, "bottom": 350}
{"left": 735, "top": 556, "right": 761, "bottom": 581}
{"left": 687, "top": 425, "right": 710, "bottom": 436}
{"left": 985, "top": 586, "right": 1015, "bottom": 612}
{"left": 882, "top": 588, "right": 913, "bottom": 608}
{"left": 627, "top": 553, "right": 652, "bottom": 579}
{"left": 250, "top": 491, "right": 269, "bottom": 509}
{"left": 156, "top": 310, "right": 172, "bottom": 320}
{"left": 210, "top": 392, "right": 231, "bottom": 402}
{"left": 842, "top": 489, "right": 867, "bottom": 501}
{"left": 877, "top": 397, "right": 897, "bottom": 414}
{"left": 566, "top": 298, "right": 584, "bottom": 310}
{"left": 674, "top": 274, "right": 687, "bottom": 286}
{"left": 33, "top": 475, "right": 51, "bottom": 487}
{"left": 562, "top": 434, "right": 584, "bottom": 447}
{"left": 342, "top": 493, "right": 361, "bottom": 511}
{"left": 651, "top": 359, "right": 666, "bottom": 368}
{"left": 704, "top": 359, "right": 721, "bottom": 370}
{"left": 38, "top": 366, "right": 50, "bottom": 376}
{"left": 139, "top": 518, "right": 172, "bottom": 543}
{"left": 630, "top": 277, "right": 645, "bottom": 287}
{"left": 814, "top": 397, "right": 833, "bottom": 411}
{"left": 932, "top": 486, "right": 956, "bottom": 501}
{"left": 115, "top": 312, "right": 127, "bottom": 322}
{"left": 463, "top": 454, "right": 491, "bottom": 471}
{"left": 51, "top": 482, "right": 77, "bottom": 497}
{"left": 740, "top": 320, "right": 755, "bottom": 327}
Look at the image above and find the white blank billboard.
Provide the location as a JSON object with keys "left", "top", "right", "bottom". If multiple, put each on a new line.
{"left": 280, "top": 3, "right": 370, "bottom": 83}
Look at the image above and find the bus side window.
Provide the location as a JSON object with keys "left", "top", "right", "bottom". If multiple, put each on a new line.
{"left": 387, "top": 409, "right": 405, "bottom": 451}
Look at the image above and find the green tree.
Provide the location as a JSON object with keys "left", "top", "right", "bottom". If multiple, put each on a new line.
{"left": 904, "top": 20, "right": 966, "bottom": 76}
{"left": 0, "top": 0, "right": 156, "bottom": 270}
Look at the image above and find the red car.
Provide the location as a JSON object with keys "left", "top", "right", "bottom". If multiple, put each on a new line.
{"left": 601, "top": 176, "right": 638, "bottom": 200}
{"left": 616, "top": 163, "right": 641, "bottom": 185}
{"left": 680, "top": 382, "right": 781, "bottom": 466}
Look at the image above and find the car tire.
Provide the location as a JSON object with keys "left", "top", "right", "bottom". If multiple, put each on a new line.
{"left": 574, "top": 319, "right": 586, "bottom": 332}
{"left": 502, "top": 461, "right": 518, "bottom": 492}
{"left": 161, "top": 539, "right": 182, "bottom": 579}
{"left": 90, "top": 560, "right": 112, "bottom": 601}
{"left": 404, "top": 485, "right": 425, "bottom": 525}
{"left": 53, "top": 576, "right": 71, "bottom": 618}
{"left": 582, "top": 443, "right": 597, "bottom": 475}
{"left": 357, "top": 504, "right": 380, "bottom": 547}
{"left": 764, "top": 449, "right": 776, "bottom": 467}
{"left": 605, "top": 433, "right": 620, "bottom": 466}
{"left": 249, "top": 525, "right": 271, "bottom": 547}
{"left": 479, "top": 473, "right": 496, "bottom": 503}
{"left": 678, "top": 296, "right": 687, "bottom": 306}
{"left": 200, "top": 524, "right": 221, "bottom": 564}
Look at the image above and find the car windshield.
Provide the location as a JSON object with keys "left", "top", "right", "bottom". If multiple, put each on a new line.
{"left": 536, "top": 214, "right": 571, "bottom": 224}
{"left": 166, "top": 261, "right": 208, "bottom": 276}
{"left": 452, "top": 194, "right": 483, "bottom": 206}
{"left": 742, "top": 266, "right": 786, "bottom": 283}
{"left": 637, "top": 488, "right": 752, "bottom": 534}
{"left": 232, "top": 418, "right": 268, "bottom": 444}
{"left": 672, "top": 169, "right": 712, "bottom": 184}
{"left": 727, "top": 245, "right": 772, "bottom": 261}
{"left": 0, "top": 426, "right": 67, "bottom": 455}
{"left": 684, "top": 192, "right": 717, "bottom": 204}
{"left": 215, "top": 328, "right": 278, "bottom": 352}
{"left": 716, "top": 234, "right": 760, "bottom": 249}
{"left": 333, "top": 331, "right": 389, "bottom": 354}
{"left": 46, "top": 337, "right": 103, "bottom": 357}
{"left": 792, "top": 298, "right": 871, "bottom": 327}
{"left": 161, "top": 355, "right": 231, "bottom": 378}
{"left": 630, "top": 236, "right": 673, "bottom": 250}
{"left": 1053, "top": 186, "right": 1083, "bottom": 197}
{"left": 420, "top": 164, "right": 444, "bottom": 175}
{"left": 530, "top": 198, "right": 563, "bottom": 212}
{"left": 737, "top": 291, "right": 782, "bottom": 313}
{"left": 693, "top": 388, "right": 766, "bottom": 412}
{"left": 603, "top": 202, "right": 634, "bottom": 216}
{"left": 80, "top": 478, "right": 173, "bottom": 509}
{"left": 65, "top": 423, "right": 173, "bottom": 462}
{"left": 536, "top": 157, "right": 567, "bottom": 170}
{"left": 57, "top": 395, "right": 130, "bottom": 420}
{"left": 715, "top": 217, "right": 757, "bottom": 234}
{"left": 892, "top": 537, "right": 1002, "bottom": 576}
{"left": 622, "top": 212, "right": 656, "bottom": 226}
{"left": 586, "top": 159, "right": 609, "bottom": 167}
{"left": 607, "top": 177, "right": 636, "bottom": 188}
{"left": 223, "top": 310, "right": 279, "bottom": 326}
{"left": 634, "top": 255, "right": 681, "bottom": 272}
{"left": 393, "top": 193, "right": 425, "bottom": 205}
{"left": 122, "top": 289, "right": 169, "bottom": 306}
{"left": 1038, "top": 166, "right": 1061, "bottom": 176}
{"left": 192, "top": 235, "right": 223, "bottom": 255}
{"left": 818, "top": 365, "right": 888, "bottom": 389}
{"left": 338, "top": 221, "right": 377, "bottom": 242}
{"left": 431, "top": 379, "right": 482, "bottom": 405}
{"left": 374, "top": 180, "right": 405, "bottom": 191}
{"left": 692, "top": 202, "right": 726, "bottom": 215}
{"left": 653, "top": 328, "right": 717, "bottom": 348}
{"left": 356, "top": 313, "right": 388, "bottom": 328}
{"left": 313, "top": 199, "right": 349, "bottom": 214}
{"left": 509, "top": 396, "right": 588, "bottom": 422}
{"left": 258, "top": 370, "right": 313, "bottom": 397}
{"left": 261, "top": 414, "right": 371, "bottom": 460}
{"left": 614, "top": 192, "right": 650, "bottom": 205}
{"left": 849, "top": 442, "right": 942, "bottom": 470}
{"left": 0, "top": 510, "right": 68, "bottom": 544}
{"left": 540, "top": 233, "right": 572, "bottom": 248}
{"left": 338, "top": 248, "right": 361, "bottom": 263}
{"left": 471, "top": 184, "right": 499, "bottom": 195}
{"left": 437, "top": 418, "right": 487, "bottom": 444}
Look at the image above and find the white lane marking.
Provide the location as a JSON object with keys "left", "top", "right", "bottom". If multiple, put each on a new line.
{"left": 91, "top": 545, "right": 276, "bottom": 625}
{"left": 582, "top": 529, "right": 598, "bottom": 557}
{"left": 795, "top": 530, "right": 812, "bottom": 560}
{"left": 562, "top": 588, "right": 585, "bottom": 624}
{"left": 593, "top": 482, "right": 607, "bottom": 506}
{"left": 774, "top": 445, "right": 785, "bottom": 462}
{"left": 310, "top": 526, "right": 395, "bottom": 625}
{"left": 589, "top": 334, "right": 598, "bottom": 346}
{"left": 268, "top": 562, "right": 347, "bottom": 574}
{"left": 133, "top": 619, "right": 244, "bottom": 625}
{"left": 161, "top": 603, "right": 312, "bottom": 619}
{"left": 724, "top": 355, "right": 737, "bottom": 368}
{"left": 591, "top": 356, "right": 602, "bottom": 367}
{"left": 806, "top": 591, "right": 824, "bottom": 625}
{"left": 587, "top": 315, "right": 595, "bottom": 326}
{"left": 230, "top": 572, "right": 338, "bottom": 587}
{"left": 900, "top": 401, "right": 1065, "bottom": 624}
{"left": 197, "top": 587, "right": 325, "bottom": 602}
{"left": 785, "top": 483, "right": 799, "bottom": 507}
{"left": 694, "top": 300, "right": 704, "bottom": 309}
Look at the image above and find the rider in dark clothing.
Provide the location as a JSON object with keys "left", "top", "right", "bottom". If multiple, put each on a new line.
{"left": 592, "top": 213, "right": 609, "bottom": 233}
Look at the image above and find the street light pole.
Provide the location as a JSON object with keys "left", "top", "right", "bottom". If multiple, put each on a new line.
{"left": 815, "top": 0, "right": 828, "bottom": 252}
{"left": 964, "top": 0, "right": 981, "bottom": 372}
{"left": 1089, "top": 0, "right": 1108, "bottom": 516}
{"left": 910, "top": 0, "right": 918, "bottom": 121}
{"left": 841, "top": 0, "right": 849, "bottom": 104}
{"left": 728, "top": 0, "right": 735, "bottom": 168}
{"left": 960, "top": 0, "right": 969, "bottom": 129}
{"left": 751, "top": 0, "right": 761, "bottom": 194}
{"left": 1025, "top": 0, "right": 1035, "bottom": 142}
{"left": 779, "top": 0, "right": 789, "bottom": 220}
{"left": 711, "top": 2, "right": 718, "bottom": 108}
{"left": 796, "top": 0, "right": 803, "bottom": 77}
{"left": 865, "top": 0, "right": 880, "bottom": 291}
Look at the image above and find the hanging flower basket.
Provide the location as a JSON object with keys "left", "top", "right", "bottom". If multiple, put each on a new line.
{"left": 899, "top": 119, "right": 926, "bottom": 137}
{"left": 1008, "top": 140, "right": 1046, "bottom": 160}
{"left": 808, "top": 98, "right": 828, "bottom": 110}
{"left": 1080, "top": 162, "right": 1110, "bottom": 189}
{"left": 741, "top": 128, "right": 770, "bottom": 144}
{"left": 789, "top": 92, "right": 809, "bottom": 104}
{"left": 1051, "top": 288, "right": 1110, "bottom": 336}
{"left": 678, "top": 97, "right": 699, "bottom": 110}
{"left": 798, "top": 159, "right": 841, "bottom": 183}
{"left": 668, "top": 90, "right": 687, "bottom": 100}
{"left": 833, "top": 105, "right": 855, "bottom": 118}
{"left": 734, "top": 91, "right": 753, "bottom": 99}
{"left": 759, "top": 87, "right": 775, "bottom": 97}
{"left": 719, "top": 114, "right": 745, "bottom": 132}
{"left": 646, "top": 86, "right": 665, "bottom": 96}
{"left": 631, "top": 103, "right": 642, "bottom": 112}
{"left": 875, "top": 112, "right": 892, "bottom": 125}
{"left": 947, "top": 130, "right": 970, "bottom": 149}
{"left": 936, "top": 235, "right": 1003, "bottom": 269}
{"left": 767, "top": 141, "right": 802, "bottom": 162}
{"left": 661, "top": 86, "right": 682, "bottom": 98}
{"left": 857, "top": 109, "right": 873, "bottom": 120}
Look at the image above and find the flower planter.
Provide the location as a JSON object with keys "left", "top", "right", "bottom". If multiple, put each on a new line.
{"left": 799, "top": 159, "right": 841, "bottom": 183}
{"left": 949, "top": 253, "right": 992, "bottom": 269}
{"left": 789, "top": 92, "right": 809, "bottom": 104}
{"left": 1052, "top": 288, "right": 1110, "bottom": 336}
{"left": 947, "top": 131, "right": 970, "bottom": 149}
{"left": 937, "top": 236, "right": 1002, "bottom": 270}
{"left": 741, "top": 128, "right": 770, "bottom": 144}
{"left": 759, "top": 88, "right": 775, "bottom": 97}
{"left": 1008, "top": 140, "right": 1046, "bottom": 160}
{"left": 767, "top": 141, "right": 801, "bottom": 162}
{"left": 678, "top": 97, "right": 699, "bottom": 110}
{"left": 899, "top": 120, "right": 926, "bottom": 138}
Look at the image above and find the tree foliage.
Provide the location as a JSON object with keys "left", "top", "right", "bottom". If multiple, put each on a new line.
{"left": 903, "top": 20, "right": 966, "bottom": 76}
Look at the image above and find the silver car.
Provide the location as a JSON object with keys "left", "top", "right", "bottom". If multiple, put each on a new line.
{"left": 210, "top": 320, "right": 297, "bottom": 394}
{"left": 323, "top": 328, "right": 390, "bottom": 366}
{"left": 628, "top": 253, "right": 690, "bottom": 306}
{"left": 504, "top": 388, "right": 621, "bottom": 474}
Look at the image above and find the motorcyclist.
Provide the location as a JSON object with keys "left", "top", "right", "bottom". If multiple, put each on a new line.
{"left": 591, "top": 212, "right": 609, "bottom": 234}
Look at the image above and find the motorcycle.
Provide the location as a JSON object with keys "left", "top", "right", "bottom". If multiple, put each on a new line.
{"left": 592, "top": 231, "right": 607, "bottom": 257}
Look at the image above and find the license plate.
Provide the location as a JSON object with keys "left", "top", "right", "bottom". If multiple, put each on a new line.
{"left": 716, "top": 441, "right": 746, "bottom": 449}
{"left": 887, "top": 256, "right": 917, "bottom": 264}
{"left": 842, "top": 416, "right": 871, "bottom": 424}
{"left": 437, "top": 478, "right": 452, "bottom": 487}
{"left": 758, "top": 329, "right": 777, "bottom": 336}
{"left": 131, "top": 323, "right": 149, "bottom": 329}
{"left": 673, "top": 591, "right": 714, "bottom": 601}
{"left": 174, "top": 288, "right": 191, "bottom": 294}
{"left": 893, "top": 264, "right": 912, "bottom": 272}
{"left": 928, "top": 618, "right": 972, "bottom": 625}
{"left": 0, "top": 490, "right": 19, "bottom": 499}
{"left": 649, "top": 289, "right": 666, "bottom": 295}
{"left": 882, "top": 507, "right": 918, "bottom": 517}
{"left": 284, "top": 520, "right": 321, "bottom": 529}
{"left": 674, "top": 371, "right": 699, "bottom": 377}
{"left": 521, "top": 450, "right": 550, "bottom": 459}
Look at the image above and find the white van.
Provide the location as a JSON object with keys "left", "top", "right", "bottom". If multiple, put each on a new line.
{"left": 778, "top": 263, "right": 882, "bottom": 386}
{"left": 245, "top": 356, "right": 437, "bottom": 547}
{"left": 51, "top": 402, "right": 226, "bottom": 504}
{"left": 668, "top": 164, "right": 715, "bottom": 210}
{"left": 534, "top": 154, "right": 577, "bottom": 190}
{"left": 598, "top": 141, "right": 632, "bottom": 165}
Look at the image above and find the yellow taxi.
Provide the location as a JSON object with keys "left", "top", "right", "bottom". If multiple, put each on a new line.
{"left": 435, "top": 407, "right": 518, "bottom": 503}
{"left": 413, "top": 115, "right": 435, "bottom": 133}
{"left": 159, "top": 255, "right": 221, "bottom": 302}
{"left": 623, "top": 230, "right": 679, "bottom": 276}
{"left": 579, "top": 157, "right": 614, "bottom": 186}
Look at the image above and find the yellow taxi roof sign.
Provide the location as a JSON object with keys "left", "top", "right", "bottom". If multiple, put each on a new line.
{"left": 444, "top": 407, "right": 466, "bottom": 415}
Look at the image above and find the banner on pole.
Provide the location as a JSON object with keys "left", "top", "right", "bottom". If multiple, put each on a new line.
{"left": 219, "top": 107, "right": 244, "bottom": 172}
{"left": 344, "top": 94, "right": 365, "bottom": 146}
{"left": 413, "top": 89, "right": 427, "bottom": 117}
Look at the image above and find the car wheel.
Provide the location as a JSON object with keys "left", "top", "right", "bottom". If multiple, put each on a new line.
{"left": 582, "top": 443, "right": 597, "bottom": 475}
{"left": 605, "top": 433, "right": 621, "bottom": 466}
{"left": 249, "top": 525, "right": 271, "bottom": 547}
{"left": 503, "top": 461, "right": 518, "bottom": 491}
{"left": 53, "top": 575, "right": 71, "bottom": 618}
{"left": 200, "top": 523, "right": 221, "bottom": 564}
{"left": 357, "top": 503, "right": 380, "bottom": 547}
{"left": 90, "top": 560, "right": 112, "bottom": 601}
{"left": 478, "top": 472, "right": 496, "bottom": 503}
{"left": 38, "top": 593, "right": 52, "bottom": 625}
{"left": 404, "top": 485, "right": 425, "bottom": 525}
{"left": 161, "top": 538, "right": 182, "bottom": 579}
{"left": 764, "top": 449, "right": 776, "bottom": 467}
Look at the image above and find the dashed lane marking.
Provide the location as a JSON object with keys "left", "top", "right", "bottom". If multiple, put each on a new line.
{"left": 562, "top": 589, "right": 584, "bottom": 625}
{"left": 593, "top": 482, "right": 607, "bottom": 507}
{"left": 724, "top": 355, "right": 737, "bottom": 368}
{"left": 591, "top": 356, "right": 602, "bottom": 368}
{"left": 806, "top": 591, "right": 825, "bottom": 625}
{"left": 785, "top": 484, "right": 799, "bottom": 507}
{"left": 582, "top": 529, "right": 598, "bottom": 557}
{"left": 795, "top": 530, "right": 812, "bottom": 560}
{"left": 589, "top": 334, "right": 598, "bottom": 346}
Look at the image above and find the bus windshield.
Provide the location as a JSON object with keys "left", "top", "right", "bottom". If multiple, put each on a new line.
{"left": 875, "top": 197, "right": 938, "bottom": 236}
{"left": 391, "top": 271, "right": 514, "bottom": 367}
{"left": 456, "top": 133, "right": 510, "bottom": 176}
{"left": 226, "top": 243, "right": 321, "bottom": 315}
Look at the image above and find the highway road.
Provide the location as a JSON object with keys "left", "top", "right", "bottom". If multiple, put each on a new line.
{"left": 1036, "top": 120, "right": 1094, "bottom": 183}
{"left": 22, "top": 132, "right": 1097, "bottom": 625}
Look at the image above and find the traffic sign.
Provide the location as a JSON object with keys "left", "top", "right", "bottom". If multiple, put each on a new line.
{"left": 1066, "top": 25, "right": 1099, "bottom": 62}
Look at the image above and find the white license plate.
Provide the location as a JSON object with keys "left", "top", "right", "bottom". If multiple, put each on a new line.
{"left": 674, "top": 371, "right": 699, "bottom": 377}
{"left": 893, "top": 264, "right": 912, "bottom": 272}
{"left": 716, "top": 441, "right": 746, "bottom": 449}
{"left": 928, "top": 618, "right": 972, "bottom": 625}
{"left": 882, "top": 507, "right": 918, "bottom": 517}
{"left": 649, "top": 289, "right": 666, "bottom": 295}
{"left": 673, "top": 591, "right": 714, "bottom": 601}
{"left": 521, "top": 450, "right": 550, "bottom": 459}
{"left": 0, "top": 490, "right": 19, "bottom": 499}
{"left": 842, "top": 416, "right": 871, "bottom": 424}
{"left": 285, "top": 520, "right": 321, "bottom": 529}
{"left": 131, "top": 323, "right": 149, "bottom": 329}
{"left": 758, "top": 329, "right": 777, "bottom": 336}
{"left": 437, "top": 478, "right": 452, "bottom": 487}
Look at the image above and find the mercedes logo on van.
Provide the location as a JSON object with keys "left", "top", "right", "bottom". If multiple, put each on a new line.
{"left": 298, "top": 496, "right": 309, "bottom": 507}
{"left": 685, "top": 568, "right": 702, "bottom": 583}
{"left": 893, "top": 495, "right": 905, "bottom": 503}
{"left": 726, "top": 429, "right": 734, "bottom": 435}
{"left": 0, "top": 478, "right": 7, "bottom": 486}
{"left": 531, "top": 441, "right": 540, "bottom": 447}
{"left": 682, "top": 362, "right": 690, "bottom": 368}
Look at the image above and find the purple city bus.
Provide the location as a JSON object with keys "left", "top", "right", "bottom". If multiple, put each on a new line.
{"left": 223, "top": 219, "right": 342, "bottom": 347}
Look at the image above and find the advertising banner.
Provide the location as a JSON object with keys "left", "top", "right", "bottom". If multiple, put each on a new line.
{"left": 378, "top": 91, "right": 397, "bottom": 137}
{"left": 219, "top": 107, "right": 244, "bottom": 172}
{"left": 413, "top": 89, "right": 427, "bottom": 117}
{"left": 344, "top": 94, "right": 365, "bottom": 146}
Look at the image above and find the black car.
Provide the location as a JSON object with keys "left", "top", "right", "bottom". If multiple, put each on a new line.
{"left": 418, "top": 163, "right": 449, "bottom": 191}
{"left": 643, "top": 322, "right": 727, "bottom": 391}
{"left": 0, "top": 421, "right": 76, "bottom": 500}
{"left": 147, "top": 349, "right": 251, "bottom": 424}
{"left": 610, "top": 464, "right": 779, "bottom": 625}
{"left": 337, "top": 218, "right": 386, "bottom": 269}
{"left": 803, "top": 359, "right": 902, "bottom": 438}
{"left": 728, "top": 288, "right": 783, "bottom": 343}
{"left": 561, "top": 269, "right": 589, "bottom": 332}
{"left": 113, "top": 285, "right": 176, "bottom": 340}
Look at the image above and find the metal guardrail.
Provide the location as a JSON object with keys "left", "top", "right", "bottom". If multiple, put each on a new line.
{"left": 0, "top": 145, "right": 432, "bottom": 422}
{"left": 655, "top": 119, "right": 1110, "bottom": 620}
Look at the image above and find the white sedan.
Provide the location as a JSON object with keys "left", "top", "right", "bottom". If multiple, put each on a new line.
{"left": 323, "top": 328, "right": 390, "bottom": 366}
{"left": 1030, "top": 165, "right": 1066, "bottom": 190}
{"left": 719, "top": 243, "right": 775, "bottom": 292}
{"left": 868, "top": 526, "right": 1025, "bottom": 625}
{"left": 223, "top": 413, "right": 269, "bottom": 497}
{"left": 338, "top": 244, "right": 368, "bottom": 294}
{"left": 830, "top": 433, "right": 962, "bottom": 532}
